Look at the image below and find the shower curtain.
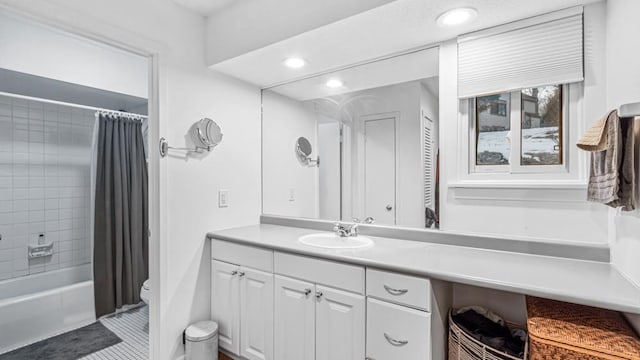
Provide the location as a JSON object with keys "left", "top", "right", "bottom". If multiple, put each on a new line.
{"left": 92, "top": 113, "right": 149, "bottom": 317}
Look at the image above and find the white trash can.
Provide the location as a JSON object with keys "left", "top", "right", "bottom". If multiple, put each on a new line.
{"left": 185, "top": 321, "right": 218, "bottom": 360}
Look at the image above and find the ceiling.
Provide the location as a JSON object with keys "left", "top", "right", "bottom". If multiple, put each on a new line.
{"left": 172, "top": 0, "right": 238, "bottom": 15}
{"left": 269, "top": 47, "right": 438, "bottom": 101}
{"left": 207, "top": 0, "right": 600, "bottom": 88}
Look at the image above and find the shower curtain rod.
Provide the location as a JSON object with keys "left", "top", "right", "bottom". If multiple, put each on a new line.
{"left": 0, "top": 91, "right": 149, "bottom": 119}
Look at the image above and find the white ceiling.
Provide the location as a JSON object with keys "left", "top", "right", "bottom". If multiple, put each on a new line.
{"left": 269, "top": 47, "right": 438, "bottom": 101}
{"left": 172, "top": 0, "right": 238, "bottom": 15}
{"left": 208, "top": 0, "right": 600, "bottom": 88}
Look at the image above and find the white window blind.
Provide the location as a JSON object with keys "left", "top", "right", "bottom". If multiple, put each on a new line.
{"left": 458, "top": 7, "right": 583, "bottom": 98}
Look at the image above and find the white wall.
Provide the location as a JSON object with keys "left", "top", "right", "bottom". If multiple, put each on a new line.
{"left": 606, "top": 0, "right": 640, "bottom": 286}
{"left": 262, "top": 90, "right": 318, "bottom": 218}
{"left": 204, "top": 0, "right": 395, "bottom": 65}
{"left": 605, "top": 0, "right": 640, "bottom": 334}
{"left": 438, "top": 3, "right": 609, "bottom": 244}
{"left": 0, "top": 1, "right": 263, "bottom": 359}
{"left": 453, "top": 284, "right": 527, "bottom": 325}
{"left": 318, "top": 122, "right": 341, "bottom": 219}
{"left": 0, "top": 12, "right": 147, "bottom": 99}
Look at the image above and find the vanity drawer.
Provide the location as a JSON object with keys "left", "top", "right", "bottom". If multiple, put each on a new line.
{"left": 211, "top": 239, "right": 273, "bottom": 272}
{"left": 366, "top": 298, "right": 431, "bottom": 360}
{"left": 366, "top": 268, "right": 431, "bottom": 311}
{"left": 274, "top": 252, "right": 364, "bottom": 294}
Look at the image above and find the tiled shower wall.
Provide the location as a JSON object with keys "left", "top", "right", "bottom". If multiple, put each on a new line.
{"left": 0, "top": 94, "right": 94, "bottom": 280}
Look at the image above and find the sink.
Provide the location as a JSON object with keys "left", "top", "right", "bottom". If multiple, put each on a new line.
{"left": 298, "top": 233, "right": 374, "bottom": 249}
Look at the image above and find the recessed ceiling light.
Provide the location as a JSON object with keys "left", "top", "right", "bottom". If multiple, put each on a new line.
{"left": 326, "top": 79, "right": 343, "bottom": 88}
{"left": 283, "top": 57, "right": 306, "bottom": 68}
{"left": 436, "top": 7, "right": 477, "bottom": 27}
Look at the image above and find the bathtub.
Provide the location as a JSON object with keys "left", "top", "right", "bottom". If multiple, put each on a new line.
{"left": 0, "top": 264, "right": 95, "bottom": 354}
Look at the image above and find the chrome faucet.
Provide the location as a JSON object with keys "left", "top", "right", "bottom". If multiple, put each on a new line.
{"left": 333, "top": 222, "right": 359, "bottom": 237}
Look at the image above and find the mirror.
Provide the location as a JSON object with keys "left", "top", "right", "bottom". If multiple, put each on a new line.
{"left": 192, "top": 117, "right": 223, "bottom": 149}
{"left": 297, "top": 137, "right": 313, "bottom": 157}
{"left": 262, "top": 47, "right": 440, "bottom": 229}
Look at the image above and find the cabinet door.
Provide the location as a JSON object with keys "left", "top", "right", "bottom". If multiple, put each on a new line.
{"left": 315, "top": 285, "right": 365, "bottom": 360}
{"left": 240, "top": 267, "right": 274, "bottom": 360}
{"left": 367, "top": 297, "right": 431, "bottom": 360}
{"left": 274, "top": 275, "right": 315, "bottom": 360}
{"left": 211, "top": 260, "right": 240, "bottom": 355}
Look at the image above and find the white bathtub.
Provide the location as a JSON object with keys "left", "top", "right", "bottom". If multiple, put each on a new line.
{"left": 0, "top": 264, "right": 96, "bottom": 354}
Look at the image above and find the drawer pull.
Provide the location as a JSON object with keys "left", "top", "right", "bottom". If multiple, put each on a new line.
{"left": 304, "top": 288, "right": 312, "bottom": 296}
{"left": 383, "top": 285, "right": 408, "bottom": 296}
{"left": 384, "top": 333, "right": 409, "bottom": 346}
{"left": 231, "top": 270, "right": 238, "bottom": 276}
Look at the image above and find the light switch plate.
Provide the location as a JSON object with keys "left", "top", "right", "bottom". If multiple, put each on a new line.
{"left": 218, "top": 189, "right": 229, "bottom": 208}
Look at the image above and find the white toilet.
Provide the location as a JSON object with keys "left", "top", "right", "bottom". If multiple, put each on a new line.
{"left": 140, "top": 279, "right": 150, "bottom": 304}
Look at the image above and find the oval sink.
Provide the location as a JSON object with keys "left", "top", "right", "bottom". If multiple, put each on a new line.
{"left": 298, "top": 233, "right": 374, "bottom": 249}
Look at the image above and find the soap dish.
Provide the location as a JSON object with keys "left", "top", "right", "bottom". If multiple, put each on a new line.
{"left": 28, "top": 242, "right": 54, "bottom": 259}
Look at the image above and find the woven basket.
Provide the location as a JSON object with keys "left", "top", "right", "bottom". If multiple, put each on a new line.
{"left": 449, "top": 310, "right": 528, "bottom": 360}
{"left": 527, "top": 296, "right": 640, "bottom": 360}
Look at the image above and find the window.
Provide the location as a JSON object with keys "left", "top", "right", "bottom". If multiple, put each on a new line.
{"left": 472, "top": 85, "right": 565, "bottom": 172}
{"left": 476, "top": 93, "right": 511, "bottom": 166}
{"left": 520, "top": 85, "right": 562, "bottom": 166}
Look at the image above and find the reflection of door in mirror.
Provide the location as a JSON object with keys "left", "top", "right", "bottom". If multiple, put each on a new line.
{"left": 364, "top": 117, "right": 396, "bottom": 226}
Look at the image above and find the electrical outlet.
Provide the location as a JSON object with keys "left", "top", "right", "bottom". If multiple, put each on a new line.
{"left": 218, "top": 189, "right": 229, "bottom": 208}
{"left": 288, "top": 188, "right": 296, "bottom": 202}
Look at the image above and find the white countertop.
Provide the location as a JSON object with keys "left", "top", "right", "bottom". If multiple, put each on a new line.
{"left": 208, "top": 224, "right": 640, "bottom": 314}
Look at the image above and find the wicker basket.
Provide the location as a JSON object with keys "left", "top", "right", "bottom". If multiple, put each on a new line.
{"left": 449, "top": 309, "right": 528, "bottom": 360}
{"left": 527, "top": 296, "right": 640, "bottom": 360}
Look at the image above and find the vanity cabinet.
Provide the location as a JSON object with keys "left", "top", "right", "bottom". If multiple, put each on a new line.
{"left": 274, "top": 252, "right": 366, "bottom": 360}
{"left": 365, "top": 268, "right": 447, "bottom": 360}
{"left": 367, "top": 297, "right": 431, "bottom": 360}
{"left": 210, "top": 238, "right": 449, "bottom": 360}
{"left": 211, "top": 241, "right": 274, "bottom": 360}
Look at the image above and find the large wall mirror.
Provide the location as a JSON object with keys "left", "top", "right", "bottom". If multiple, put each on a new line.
{"left": 262, "top": 47, "right": 440, "bottom": 230}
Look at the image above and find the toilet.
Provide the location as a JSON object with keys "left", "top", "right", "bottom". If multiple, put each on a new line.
{"left": 140, "top": 279, "right": 150, "bottom": 304}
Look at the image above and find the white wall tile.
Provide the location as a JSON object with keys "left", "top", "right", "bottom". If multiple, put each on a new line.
{"left": 0, "top": 201, "right": 11, "bottom": 213}
{"left": 0, "top": 97, "right": 93, "bottom": 279}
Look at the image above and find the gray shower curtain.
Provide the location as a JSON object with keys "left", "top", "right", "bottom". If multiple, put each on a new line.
{"left": 93, "top": 113, "right": 148, "bottom": 318}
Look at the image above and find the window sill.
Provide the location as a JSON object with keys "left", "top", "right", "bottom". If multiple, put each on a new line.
{"left": 448, "top": 181, "right": 588, "bottom": 203}
{"left": 448, "top": 181, "right": 587, "bottom": 190}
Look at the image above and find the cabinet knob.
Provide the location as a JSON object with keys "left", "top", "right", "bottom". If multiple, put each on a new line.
{"left": 238, "top": 271, "right": 245, "bottom": 277}
{"left": 315, "top": 291, "right": 323, "bottom": 299}
{"left": 304, "top": 288, "right": 312, "bottom": 296}
{"left": 231, "top": 271, "right": 238, "bottom": 276}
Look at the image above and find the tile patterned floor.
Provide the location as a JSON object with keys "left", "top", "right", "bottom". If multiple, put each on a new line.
{"left": 81, "top": 305, "right": 149, "bottom": 360}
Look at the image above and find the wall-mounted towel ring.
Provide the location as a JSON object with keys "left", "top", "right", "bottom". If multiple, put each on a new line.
{"left": 159, "top": 118, "right": 223, "bottom": 157}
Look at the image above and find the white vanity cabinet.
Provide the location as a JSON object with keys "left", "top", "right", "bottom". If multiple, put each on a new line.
{"left": 211, "top": 240, "right": 274, "bottom": 360}
{"left": 274, "top": 252, "right": 366, "bottom": 360}
{"left": 365, "top": 268, "right": 448, "bottom": 360}
{"left": 210, "top": 238, "right": 449, "bottom": 360}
